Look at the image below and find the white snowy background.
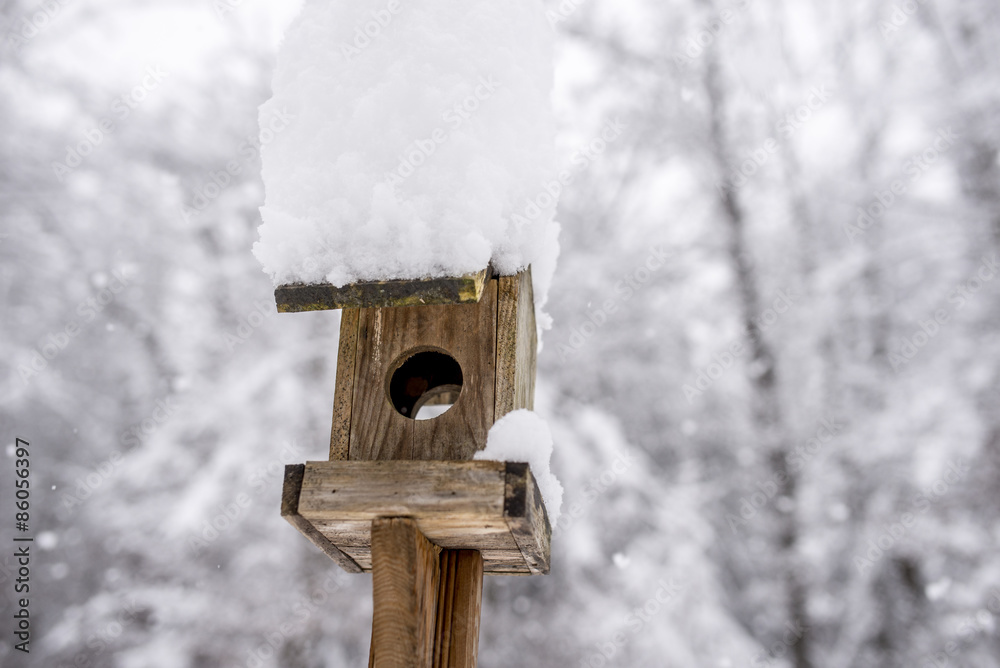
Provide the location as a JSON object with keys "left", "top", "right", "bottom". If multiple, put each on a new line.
{"left": 2, "top": 1, "right": 1000, "bottom": 667}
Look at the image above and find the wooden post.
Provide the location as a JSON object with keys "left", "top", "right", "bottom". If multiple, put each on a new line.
{"left": 369, "top": 525, "right": 484, "bottom": 668}
{"left": 434, "top": 550, "right": 484, "bottom": 668}
{"left": 370, "top": 518, "right": 442, "bottom": 668}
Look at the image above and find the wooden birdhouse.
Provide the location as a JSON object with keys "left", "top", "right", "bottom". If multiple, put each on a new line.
{"left": 276, "top": 266, "right": 551, "bottom": 667}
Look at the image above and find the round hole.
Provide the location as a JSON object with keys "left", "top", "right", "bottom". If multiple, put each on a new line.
{"left": 388, "top": 350, "right": 463, "bottom": 420}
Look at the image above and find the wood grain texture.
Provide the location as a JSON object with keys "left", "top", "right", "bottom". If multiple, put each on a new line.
{"left": 494, "top": 269, "right": 537, "bottom": 422}
{"left": 276, "top": 267, "right": 492, "bottom": 313}
{"left": 299, "top": 460, "right": 506, "bottom": 521}
{"left": 280, "top": 465, "right": 362, "bottom": 573}
{"left": 334, "top": 546, "right": 528, "bottom": 576}
{"left": 350, "top": 281, "right": 498, "bottom": 461}
{"left": 289, "top": 461, "right": 548, "bottom": 575}
{"left": 370, "top": 518, "right": 441, "bottom": 668}
{"left": 351, "top": 306, "right": 413, "bottom": 460}
{"left": 434, "top": 550, "right": 483, "bottom": 668}
{"left": 319, "top": 524, "right": 526, "bottom": 575}
{"left": 330, "top": 308, "right": 360, "bottom": 461}
{"left": 504, "top": 462, "right": 551, "bottom": 575}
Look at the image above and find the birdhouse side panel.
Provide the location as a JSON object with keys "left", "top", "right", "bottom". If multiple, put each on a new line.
{"left": 495, "top": 269, "right": 537, "bottom": 421}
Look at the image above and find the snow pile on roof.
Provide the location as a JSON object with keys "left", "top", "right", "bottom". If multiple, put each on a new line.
{"left": 475, "top": 409, "right": 563, "bottom": 524}
{"left": 253, "top": 0, "right": 560, "bottom": 310}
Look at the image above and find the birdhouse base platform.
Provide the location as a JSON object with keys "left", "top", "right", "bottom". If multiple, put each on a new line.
{"left": 281, "top": 460, "right": 551, "bottom": 576}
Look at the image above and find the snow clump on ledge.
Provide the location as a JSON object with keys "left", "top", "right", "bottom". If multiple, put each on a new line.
{"left": 474, "top": 409, "right": 563, "bottom": 525}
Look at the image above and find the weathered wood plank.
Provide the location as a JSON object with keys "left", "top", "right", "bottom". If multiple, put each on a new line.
{"left": 312, "top": 519, "right": 526, "bottom": 575}
{"left": 312, "top": 518, "right": 515, "bottom": 549}
{"left": 350, "top": 281, "right": 498, "bottom": 461}
{"left": 504, "top": 462, "right": 551, "bottom": 575}
{"left": 412, "top": 280, "right": 497, "bottom": 460}
{"left": 276, "top": 267, "right": 493, "bottom": 313}
{"left": 299, "top": 460, "right": 506, "bottom": 521}
{"left": 288, "top": 461, "right": 547, "bottom": 575}
{"left": 370, "top": 518, "right": 441, "bottom": 668}
{"left": 350, "top": 307, "right": 414, "bottom": 460}
{"left": 434, "top": 550, "right": 483, "bottom": 668}
{"left": 514, "top": 270, "right": 537, "bottom": 413}
{"left": 330, "top": 308, "right": 360, "bottom": 461}
{"left": 340, "top": 546, "right": 373, "bottom": 572}
{"left": 435, "top": 553, "right": 457, "bottom": 668}
{"left": 328, "top": 545, "right": 529, "bottom": 576}
{"left": 342, "top": 556, "right": 530, "bottom": 576}
{"left": 280, "top": 465, "right": 363, "bottom": 573}
{"left": 494, "top": 269, "right": 537, "bottom": 422}
{"left": 495, "top": 275, "right": 518, "bottom": 420}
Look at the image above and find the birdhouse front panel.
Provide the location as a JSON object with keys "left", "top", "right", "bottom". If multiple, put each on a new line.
{"left": 350, "top": 279, "right": 498, "bottom": 461}
{"left": 326, "top": 269, "right": 537, "bottom": 464}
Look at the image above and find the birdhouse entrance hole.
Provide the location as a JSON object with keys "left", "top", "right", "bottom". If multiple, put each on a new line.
{"left": 388, "top": 349, "right": 463, "bottom": 420}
